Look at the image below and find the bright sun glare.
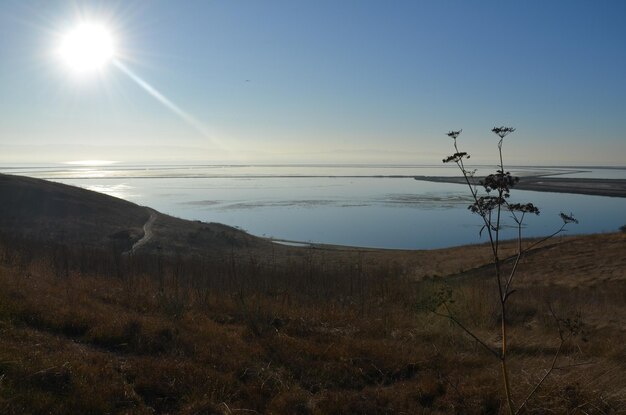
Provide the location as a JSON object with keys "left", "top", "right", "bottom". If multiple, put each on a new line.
{"left": 53, "top": 18, "right": 219, "bottom": 145}
{"left": 58, "top": 23, "right": 115, "bottom": 75}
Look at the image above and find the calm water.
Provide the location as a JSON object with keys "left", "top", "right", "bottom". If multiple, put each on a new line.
{"left": 3, "top": 164, "right": 626, "bottom": 249}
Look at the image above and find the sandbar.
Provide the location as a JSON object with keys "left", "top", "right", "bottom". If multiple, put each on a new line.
{"left": 414, "top": 176, "right": 626, "bottom": 198}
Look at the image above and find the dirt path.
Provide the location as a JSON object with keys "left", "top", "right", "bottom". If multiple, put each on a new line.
{"left": 127, "top": 211, "right": 157, "bottom": 254}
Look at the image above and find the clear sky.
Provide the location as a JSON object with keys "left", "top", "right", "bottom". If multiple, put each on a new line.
{"left": 0, "top": 0, "right": 625, "bottom": 165}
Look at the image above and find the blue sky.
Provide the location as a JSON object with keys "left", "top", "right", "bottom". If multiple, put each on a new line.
{"left": 0, "top": 0, "right": 625, "bottom": 165}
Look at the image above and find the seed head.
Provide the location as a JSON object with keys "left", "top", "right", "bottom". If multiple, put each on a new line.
{"left": 447, "top": 129, "right": 462, "bottom": 139}
{"left": 492, "top": 126, "right": 515, "bottom": 139}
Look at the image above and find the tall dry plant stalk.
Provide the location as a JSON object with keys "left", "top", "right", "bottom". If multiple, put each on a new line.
{"left": 436, "top": 127, "right": 579, "bottom": 414}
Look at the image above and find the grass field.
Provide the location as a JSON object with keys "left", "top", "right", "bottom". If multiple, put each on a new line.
{"left": 0, "top": 229, "right": 624, "bottom": 414}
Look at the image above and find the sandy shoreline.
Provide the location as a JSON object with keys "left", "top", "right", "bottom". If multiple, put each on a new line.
{"left": 414, "top": 175, "right": 626, "bottom": 198}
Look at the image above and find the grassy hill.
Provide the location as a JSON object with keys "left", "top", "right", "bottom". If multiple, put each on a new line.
{"left": 0, "top": 173, "right": 149, "bottom": 251}
{"left": 0, "top": 173, "right": 624, "bottom": 414}
{"left": 0, "top": 173, "right": 271, "bottom": 255}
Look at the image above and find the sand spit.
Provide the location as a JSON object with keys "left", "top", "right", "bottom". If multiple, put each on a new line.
{"left": 414, "top": 176, "right": 626, "bottom": 198}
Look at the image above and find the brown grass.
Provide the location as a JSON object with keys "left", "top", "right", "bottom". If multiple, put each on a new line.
{"left": 0, "top": 232, "right": 624, "bottom": 414}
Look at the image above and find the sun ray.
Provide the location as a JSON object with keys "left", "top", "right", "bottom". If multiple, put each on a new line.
{"left": 54, "top": 18, "right": 227, "bottom": 153}
{"left": 113, "top": 59, "right": 217, "bottom": 144}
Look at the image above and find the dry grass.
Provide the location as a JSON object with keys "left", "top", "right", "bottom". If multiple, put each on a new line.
{"left": 0, "top": 232, "right": 624, "bottom": 414}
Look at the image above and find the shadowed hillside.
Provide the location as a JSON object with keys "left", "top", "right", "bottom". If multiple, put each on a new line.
{"left": 0, "top": 174, "right": 271, "bottom": 255}
{"left": 0, "top": 174, "right": 149, "bottom": 251}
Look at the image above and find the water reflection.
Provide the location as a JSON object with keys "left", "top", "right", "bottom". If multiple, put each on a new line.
{"left": 83, "top": 183, "right": 137, "bottom": 199}
{"left": 2, "top": 165, "right": 624, "bottom": 249}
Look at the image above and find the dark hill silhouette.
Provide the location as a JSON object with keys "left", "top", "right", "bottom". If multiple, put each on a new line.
{"left": 0, "top": 173, "right": 270, "bottom": 255}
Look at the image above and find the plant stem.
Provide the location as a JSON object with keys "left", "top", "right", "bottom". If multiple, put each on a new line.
{"left": 453, "top": 139, "right": 498, "bottom": 261}
{"left": 434, "top": 307, "right": 499, "bottom": 358}
{"left": 501, "top": 308, "right": 515, "bottom": 414}
{"left": 495, "top": 138, "right": 515, "bottom": 414}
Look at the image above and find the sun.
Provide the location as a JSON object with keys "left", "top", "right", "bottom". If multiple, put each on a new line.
{"left": 57, "top": 23, "right": 116, "bottom": 75}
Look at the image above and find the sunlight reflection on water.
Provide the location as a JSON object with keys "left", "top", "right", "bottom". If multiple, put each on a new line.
{"left": 83, "top": 183, "right": 138, "bottom": 199}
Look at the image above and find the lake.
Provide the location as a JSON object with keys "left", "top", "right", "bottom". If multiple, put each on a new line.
{"left": 3, "top": 164, "right": 625, "bottom": 249}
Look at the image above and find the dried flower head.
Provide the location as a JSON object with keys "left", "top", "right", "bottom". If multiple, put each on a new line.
{"left": 447, "top": 129, "right": 462, "bottom": 139}
{"left": 492, "top": 126, "right": 516, "bottom": 139}
{"left": 480, "top": 171, "right": 519, "bottom": 196}
{"left": 468, "top": 196, "right": 506, "bottom": 214}
{"left": 559, "top": 212, "right": 579, "bottom": 224}
{"left": 509, "top": 202, "right": 540, "bottom": 215}
{"left": 442, "top": 152, "right": 469, "bottom": 163}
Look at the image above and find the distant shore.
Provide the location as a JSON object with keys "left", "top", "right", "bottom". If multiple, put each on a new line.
{"left": 414, "top": 176, "right": 626, "bottom": 198}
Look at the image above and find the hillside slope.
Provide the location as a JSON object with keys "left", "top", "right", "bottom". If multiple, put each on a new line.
{"left": 0, "top": 174, "right": 270, "bottom": 254}
{"left": 0, "top": 174, "right": 151, "bottom": 251}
